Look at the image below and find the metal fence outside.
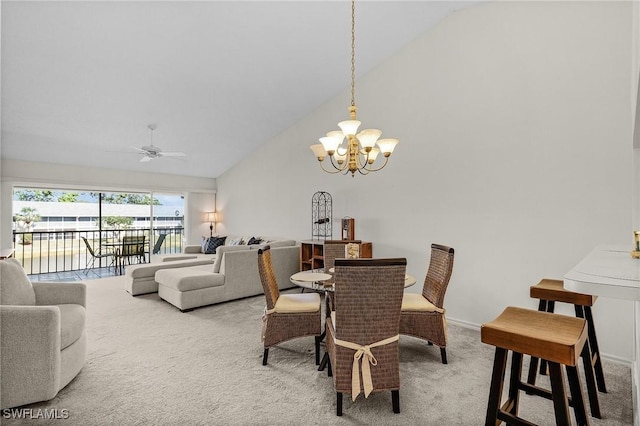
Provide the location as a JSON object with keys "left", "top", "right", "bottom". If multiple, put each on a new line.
{"left": 12, "top": 227, "right": 185, "bottom": 275}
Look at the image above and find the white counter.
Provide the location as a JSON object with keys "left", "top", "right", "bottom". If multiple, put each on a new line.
{"left": 564, "top": 245, "right": 640, "bottom": 426}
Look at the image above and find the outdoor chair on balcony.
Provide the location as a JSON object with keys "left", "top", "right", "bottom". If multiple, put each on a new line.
{"left": 116, "top": 236, "right": 146, "bottom": 274}
{"left": 152, "top": 234, "right": 167, "bottom": 255}
{"left": 81, "top": 237, "right": 115, "bottom": 274}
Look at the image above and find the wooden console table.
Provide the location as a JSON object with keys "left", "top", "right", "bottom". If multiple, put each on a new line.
{"left": 564, "top": 245, "right": 640, "bottom": 426}
{"left": 299, "top": 240, "right": 372, "bottom": 271}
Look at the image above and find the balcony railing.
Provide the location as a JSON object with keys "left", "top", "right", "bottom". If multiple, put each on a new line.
{"left": 12, "top": 227, "right": 185, "bottom": 275}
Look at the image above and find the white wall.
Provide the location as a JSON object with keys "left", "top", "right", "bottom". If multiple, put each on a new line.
{"left": 0, "top": 159, "right": 216, "bottom": 246}
{"left": 217, "top": 2, "right": 636, "bottom": 361}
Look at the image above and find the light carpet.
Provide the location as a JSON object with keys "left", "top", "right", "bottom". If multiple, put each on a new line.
{"left": 4, "top": 275, "right": 633, "bottom": 425}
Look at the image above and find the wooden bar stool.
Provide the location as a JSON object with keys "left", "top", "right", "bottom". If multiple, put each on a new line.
{"left": 528, "top": 278, "right": 605, "bottom": 418}
{"left": 482, "top": 306, "right": 591, "bottom": 426}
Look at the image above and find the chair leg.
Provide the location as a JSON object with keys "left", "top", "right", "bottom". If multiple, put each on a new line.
{"left": 315, "top": 336, "right": 321, "bottom": 365}
{"left": 392, "top": 390, "right": 400, "bottom": 414}
{"left": 336, "top": 392, "right": 343, "bottom": 416}
{"left": 507, "top": 351, "right": 523, "bottom": 418}
{"left": 528, "top": 299, "right": 547, "bottom": 387}
{"left": 584, "top": 306, "right": 607, "bottom": 393}
{"left": 440, "top": 347, "right": 448, "bottom": 364}
{"left": 548, "top": 361, "right": 571, "bottom": 426}
{"left": 262, "top": 348, "right": 269, "bottom": 366}
{"left": 327, "top": 358, "right": 333, "bottom": 377}
{"left": 485, "top": 347, "right": 508, "bottom": 426}
{"left": 579, "top": 340, "right": 601, "bottom": 418}
{"left": 566, "top": 364, "right": 589, "bottom": 426}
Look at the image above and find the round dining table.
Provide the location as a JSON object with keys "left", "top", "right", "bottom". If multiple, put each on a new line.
{"left": 290, "top": 269, "right": 417, "bottom": 291}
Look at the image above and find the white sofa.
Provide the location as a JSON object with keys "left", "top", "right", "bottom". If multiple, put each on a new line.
{"left": 155, "top": 241, "right": 300, "bottom": 311}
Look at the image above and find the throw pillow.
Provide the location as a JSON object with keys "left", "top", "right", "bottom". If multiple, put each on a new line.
{"left": 247, "top": 236, "right": 263, "bottom": 245}
{"left": 0, "top": 258, "right": 36, "bottom": 305}
{"left": 204, "top": 236, "right": 227, "bottom": 254}
{"left": 229, "top": 238, "right": 244, "bottom": 246}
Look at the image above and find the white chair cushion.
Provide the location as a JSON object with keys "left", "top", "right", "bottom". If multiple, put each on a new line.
{"left": 401, "top": 293, "right": 440, "bottom": 312}
{"left": 274, "top": 293, "right": 320, "bottom": 313}
{"left": 58, "top": 304, "right": 86, "bottom": 350}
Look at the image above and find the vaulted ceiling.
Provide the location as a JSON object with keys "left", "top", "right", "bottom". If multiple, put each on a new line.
{"left": 1, "top": 1, "right": 475, "bottom": 178}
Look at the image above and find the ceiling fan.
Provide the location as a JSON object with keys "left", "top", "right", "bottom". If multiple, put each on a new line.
{"left": 131, "top": 124, "right": 186, "bottom": 162}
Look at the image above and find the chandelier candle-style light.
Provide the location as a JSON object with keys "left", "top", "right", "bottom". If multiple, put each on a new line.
{"left": 310, "top": 0, "right": 398, "bottom": 177}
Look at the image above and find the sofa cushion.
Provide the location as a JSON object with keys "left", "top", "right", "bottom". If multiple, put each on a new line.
{"left": 204, "top": 236, "right": 226, "bottom": 254}
{"left": 212, "top": 245, "right": 251, "bottom": 273}
{"left": 267, "top": 240, "right": 296, "bottom": 248}
{"left": 58, "top": 304, "right": 86, "bottom": 350}
{"left": 156, "top": 265, "right": 225, "bottom": 292}
{"left": 0, "top": 258, "right": 35, "bottom": 306}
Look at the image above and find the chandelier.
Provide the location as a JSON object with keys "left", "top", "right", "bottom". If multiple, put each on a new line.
{"left": 310, "top": 0, "right": 398, "bottom": 177}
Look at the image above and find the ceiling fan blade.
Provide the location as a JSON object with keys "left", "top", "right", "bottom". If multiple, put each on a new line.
{"left": 139, "top": 156, "right": 153, "bottom": 162}
{"left": 159, "top": 151, "right": 186, "bottom": 157}
{"left": 129, "top": 145, "right": 148, "bottom": 153}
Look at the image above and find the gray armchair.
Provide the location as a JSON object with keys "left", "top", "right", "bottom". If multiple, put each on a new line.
{"left": 0, "top": 259, "right": 87, "bottom": 409}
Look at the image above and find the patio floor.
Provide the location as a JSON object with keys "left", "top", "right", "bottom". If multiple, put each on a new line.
{"left": 29, "top": 266, "right": 119, "bottom": 282}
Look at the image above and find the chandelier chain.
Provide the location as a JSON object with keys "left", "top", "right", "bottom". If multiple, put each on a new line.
{"left": 350, "top": 0, "right": 356, "bottom": 108}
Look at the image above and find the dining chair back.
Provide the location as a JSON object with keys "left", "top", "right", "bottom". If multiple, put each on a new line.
{"left": 399, "top": 243, "right": 454, "bottom": 364}
{"left": 326, "top": 258, "right": 406, "bottom": 416}
{"left": 323, "top": 240, "right": 362, "bottom": 274}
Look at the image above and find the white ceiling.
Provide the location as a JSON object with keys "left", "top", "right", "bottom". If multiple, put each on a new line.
{"left": 1, "top": 1, "right": 475, "bottom": 179}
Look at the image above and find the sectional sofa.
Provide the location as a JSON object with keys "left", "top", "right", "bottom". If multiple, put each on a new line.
{"left": 124, "top": 238, "right": 300, "bottom": 311}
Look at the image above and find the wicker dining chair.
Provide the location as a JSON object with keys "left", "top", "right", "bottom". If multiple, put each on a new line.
{"left": 399, "top": 244, "right": 455, "bottom": 364}
{"left": 258, "top": 245, "right": 322, "bottom": 366}
{"left": 325, "top": 258, "right": 407, "bottom": 416}
{"left": 322, "top": 240, "right": 361, "bottom": 312}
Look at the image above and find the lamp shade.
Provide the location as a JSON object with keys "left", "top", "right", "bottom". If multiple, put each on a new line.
{"left": 357, "top": 129, "right": 382, "bottom": 150}
{"left": 310, "top": 144, "right": 327, "bottom": 160}
{"left": 338, "top": 119, "right": 361, "bottom": 136}
{"left": 205, "top": 212, "right": 217, "bottom": 223}
{"left": 376, "top": 138, "right": 399, "bottom": 156}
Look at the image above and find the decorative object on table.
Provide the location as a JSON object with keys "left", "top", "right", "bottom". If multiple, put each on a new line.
{"left": 399, "top": 244, "right": 455, "bottom": 364}
{"left": 205, "top": 211, "right": 217, "bottom": 237}
{"left": 257, "top": 246, "right": 321, "bottom": 366}
{"left": 631, "top": 230, "right": 640, "bottom": 258}
{"left": 309, "top": 0, "right": 398, "bottom": 177}
{"left": 341, "top": 217, "right": 355, "bottom": 240}
{"left": 312, "top": 191, "right": 332, "bottom": 240}
{"left": 326, "top": 258, "right": 407, "bottom": 416}
{"left": 130, "top": 124, "right": 186, "bottom": 162}
{"left": 345, "top": 243, "right": 360, "bottom": 259}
